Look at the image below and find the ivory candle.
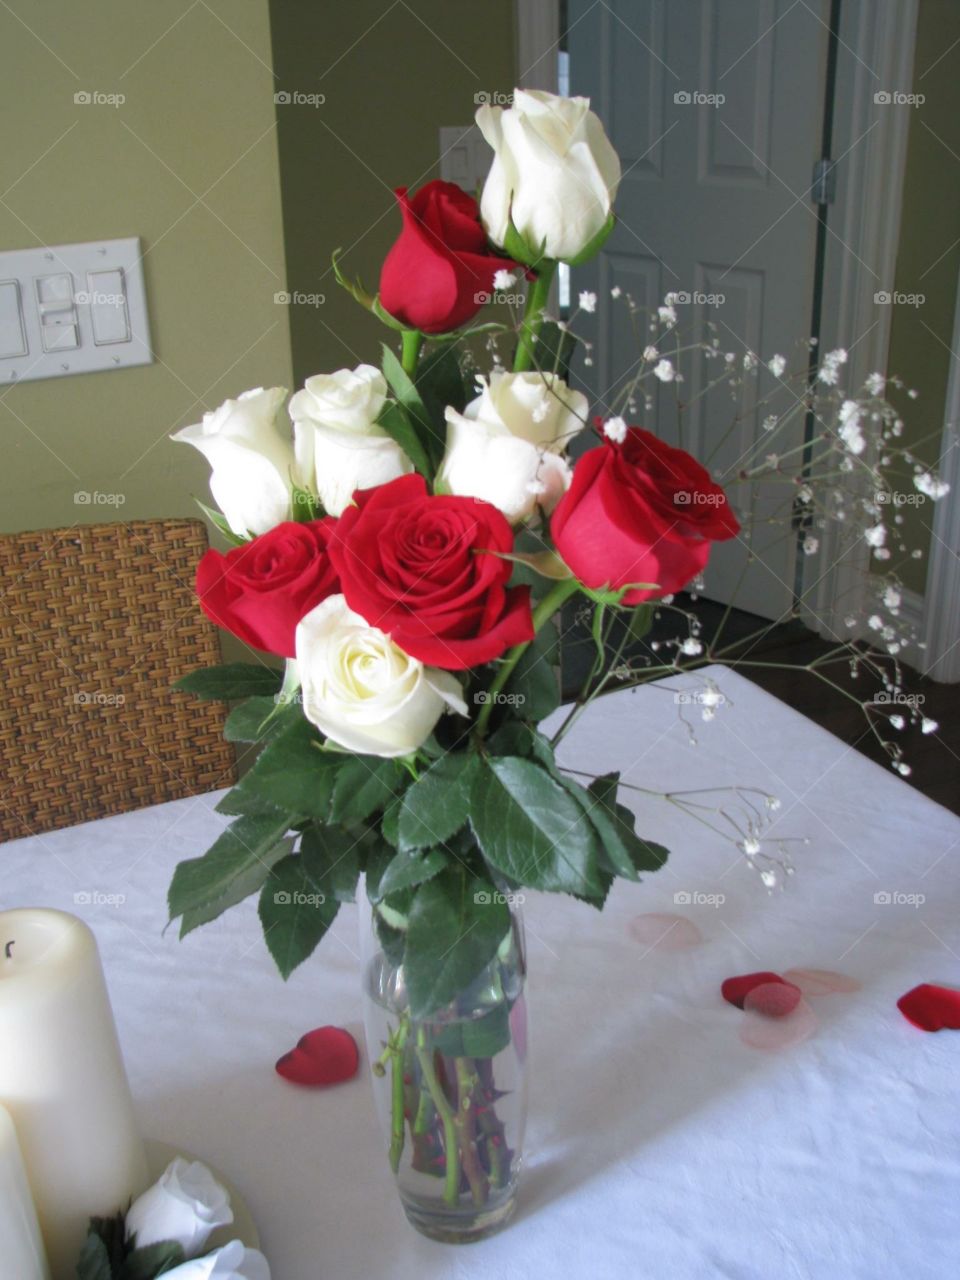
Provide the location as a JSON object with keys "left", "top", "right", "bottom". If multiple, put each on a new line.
{"left": 0, "top": 909, "right": 149, "bottom": 1279}
{"left": 0, "top": 1102, "right": 50, "bottom": 1280}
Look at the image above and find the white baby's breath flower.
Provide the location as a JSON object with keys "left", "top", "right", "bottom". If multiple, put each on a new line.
{"left": 865, "top": 523, "right": 887, "bottom": 548}
{"left": 921, "top": 717, "right": 939, "bottom": 735}
{"left": 680, "top": 637, "right": 703, "bottom": 656}
{"left": 603, "top": 416, "right": 628, "bottom": 444}
{"left": 743, "top": 351, "right": 758, "bottom": 371}
{"left": 838, "top": 399, "right": 866, "bottom": 454}
{"left": 914, "top": 470, "right": 950, "bottom": 500}
{"left": 610, "top": 285, "right": 622, "bottom": 298}
{"left": 866, "top": 371, "right": 886, "bottom": 396}
{"left": 578, "top": 290, "right": 597, "bottom": 313}
{"left": 767, "top": 354, "right": 786, "bottom": 377}
{"left": 762, "top": 414, "right": 778, "bottom": 431}
{"left": 653, "top": 359, "right": 675, "bottom": 382}
{"left": 643, "top": 345, "right": 659, "bottom": 361}
{"left": 493, "top": 269, "right": 516, "bottom": 290}
{"left": 883, "top": 585, "right": 901, "bottom": 609}
{"left": 658, "top": 304, "right": 677, "bottom": 327}
{"left": 803, "top": 535, "right": 819, "bottom": 555}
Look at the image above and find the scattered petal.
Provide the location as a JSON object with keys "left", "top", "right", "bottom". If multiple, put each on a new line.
{"left": 783, "top": 968, "right": 862, "bottom": 997}
{"left": 276, "top": 1026, "right": 360, "bottom": 1087}
{"left": 721, "top": 971, "right": 788, "bottom": 1010}
{"left": 740, "top": 998, "right": 817, "bottom": 1051}
{"left": 743, "top": 981, "right": 803, "bottom": 1018}
{"left": 897, "top": 983, "right": 960, "bottom": 1032}
{"left": 628, "top": 913, "right": 703, "bottom": 950}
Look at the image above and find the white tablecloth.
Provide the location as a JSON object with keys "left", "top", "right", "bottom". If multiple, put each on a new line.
{"left": 4, "top": 667, "right": 959, "bottom": 1279}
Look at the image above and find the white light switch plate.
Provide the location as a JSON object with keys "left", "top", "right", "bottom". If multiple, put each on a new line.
{"left": 0, "top": 237, "right": 152, "bottom": 384}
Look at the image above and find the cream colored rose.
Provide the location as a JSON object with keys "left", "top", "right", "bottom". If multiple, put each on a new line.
{"left": 435, "top": 371, "right": 587, "bottom": 522}
{"left": 172, "top": 387, "right": 293, "bottom": 538}
{"left": 295, "top": 595, "right": 466, "bottom": 758}
{"left": 476, "top": 89, "right": 621, "bottom": 263}
{"left": 289, "top": 365, "right": 413, "bottom": 516}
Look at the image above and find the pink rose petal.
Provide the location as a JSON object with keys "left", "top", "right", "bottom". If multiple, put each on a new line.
{"left": 628, "top": 913, "right": 703, "bottom": 951}
{"left": 740, "top": 997, "right": 817, "bottom": 1051}
{"left": 743, "top": 980, "right": 803, "bottom": 1019}
{"left": 721, "top": 971, "right": 788, "bottom": 1010}
{"left": 783, "top": 967, "right": 861, "bottom": 997}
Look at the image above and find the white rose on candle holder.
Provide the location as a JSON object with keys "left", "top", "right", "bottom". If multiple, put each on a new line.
{"left": 290, "top": 365, "right": 413, "bottom": 517}
{"left": 172, "top": 388, "right": 294, "bottom": 538}
{"left": 295, "top": 595, "right": 467, "bottom": 757}
{"left": 126, "top": 1159, "right": 233, "bottom": 1259}
{"left": 436, "top": 371, "right": 586, "bottom": 522}
{"left": 476, "top": 88, "right": 621, "bottom": 263}
{"left": 162, "top": 1240, "right": 271, "bottom": 1280}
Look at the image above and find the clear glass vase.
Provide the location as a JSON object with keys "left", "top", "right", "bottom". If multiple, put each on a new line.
{"left": 359, "top": 897, "right": 528, "bottom": 1243}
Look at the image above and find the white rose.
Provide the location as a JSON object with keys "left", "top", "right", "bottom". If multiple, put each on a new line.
{"left": 476, "top": 89, "right": 621, "bottom": 263}
{"left": 162, "top": 1241, "right": 271, "bottom": 1280}
{"left": 289, "top": 365, "right": 413, "bottom": 516}
{"left": 126, "top": 1159, "right": 233, "bottom": 1259}
{"left": 295, "top": 595, "right": 466, "bottom": 758}
{"left": 172, "top": 388, "right": 294, "bottom": 538}
{"left": 436, "top": 371, "right": 586, "bottom": 523}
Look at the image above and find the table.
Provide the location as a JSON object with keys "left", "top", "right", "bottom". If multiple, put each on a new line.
{"left": 4, "top": 668, "right": 959, "bottom": 1279}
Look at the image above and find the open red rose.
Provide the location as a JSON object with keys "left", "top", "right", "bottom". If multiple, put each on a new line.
{"left": 329, "top": 474, "right": 533, "bottom": 670}
{"left": 379, "top": 180, "right": 517, "bottom": 335}
{"left": 552, "top": 427, "right": 740, "bottom": 604}
{"left": 196, "top": 519, "right": 339, "bottom": 658}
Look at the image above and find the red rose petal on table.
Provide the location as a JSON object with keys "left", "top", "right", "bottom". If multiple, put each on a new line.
{"left": 628, "top": 913, "right": 702, "bottom": 951}
{"left": 720, "top": 971, "right": 788, "bottom": 1009}
{"left": 743, "top": 980, "right": 803, "bottom": 1019}
{"left": 740, "top": 998, "right": 817, "bottom": 1052}
{"left": 276, "top": 1026, "right": 359, "bottom": 1086}
{"left": 783, "top": 967, "right": 862, "bottom": 997}
{"left": 897, "top": 983, "right": 960, "bottom": 1032}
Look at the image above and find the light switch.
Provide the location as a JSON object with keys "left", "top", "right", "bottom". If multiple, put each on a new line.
{"left": 87, "top": 268, "right": 130, "bottom": 345}
{"left": 0, "top": 237, "right": 151, "bottom": 382}
{"left": 0, "top": 281, "right": 27, "bottom": 359}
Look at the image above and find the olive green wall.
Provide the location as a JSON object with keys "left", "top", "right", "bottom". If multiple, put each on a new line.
{"left": 268, "top": 0, "right": 517, "bottom": 386}
{"left": 886, "top": 0, "right": 960, "bottom": 596}
{"left": 0, "top": 0, "right": 292, "bottom": 536}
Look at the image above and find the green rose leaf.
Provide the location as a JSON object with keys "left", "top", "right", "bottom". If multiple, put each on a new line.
{"left": 586, "top": 772, "right": 669, "bottom": 876}
{"left": 168, "top": 811, "right": 292, "bottom": 935}
{"left": 430, "top": 1001, "right": 512, "bottom": 1058}
{"left": 503, "top": 618, "right": 560, "bottom": 722}
{"left": 377, "top": 401, "right": 432, "bottom": 479}
{"left": 404, "top": 866, "right": 510, "bottom": 1017}
{"left": 223, "top": 695, "right": 298, "bottom": 743}
{"left": 329, "top": 756, "right": 402, "bottom": 825}
{"left": 258, "top": 853, "right": 340, "bottom": 980}
{"left": 378, "top": 845, "right": 449, "bottom": 898}
{"left": 381, "top": 343, "right": 443, "bottom": 471}
{"left": 471, "top": 756, "right": 605, "bottom": 897}
{"left": 173, "top": 662, "right": 282, "bottom": 701}
{"left": 216, "top": 715, "right": 341, "bottom": 821}
{"left": 196, "top": 499, "right": 247, "bottom": 547}
{"left": 76, "top": 1234, "right": 113, "bottom": 1280}
{"left": 397, "top": 753, "right": 478, "bottom": 850}
{"left": 300, "top": 824, "right": 363, "bottom": 903}
{"left": 120, "top": 1240, "right": 187, "bottom": 1280}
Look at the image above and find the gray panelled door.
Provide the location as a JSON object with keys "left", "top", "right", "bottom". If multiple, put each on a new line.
{"left": 568, "top": 0, "right": 830, "bottom": 617}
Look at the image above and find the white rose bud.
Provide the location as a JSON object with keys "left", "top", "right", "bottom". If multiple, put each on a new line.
{"left": 476, "top": 89, "right": 621, "bottom": 263}
{"left": 161, "top": 1240, "right": 271, "bottom": 1280}
{"left": 296, "top": 595, "right": 467, "bottom": 758}
{"left": 126, "top": 1158, "right": 233, "bottom": 1259}
{"left": 436, "top": 371, "right": 586, "bottom": 523}
{"left": 172, "top": 388, "right": 294, "bottom": 538}
{"left": 289, "top": 365, "right": 413, "bottom": 517}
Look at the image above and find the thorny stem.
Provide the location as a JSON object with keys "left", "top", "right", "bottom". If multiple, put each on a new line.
{"left": 414, "top": 1028, "right": 461, "bottom": 1206}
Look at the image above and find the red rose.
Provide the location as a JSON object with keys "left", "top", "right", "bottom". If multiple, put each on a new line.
{"left": 196, "top": 520, "right": 339, "bottom": 658}
{"left": 552, "top": 428, "right": 740, "bottom": 604}
{"left": 379, "top": 180, "right": 516, "bottom": 335}
{"left": 329, "top": 474, "right": 533, "bottom": 670}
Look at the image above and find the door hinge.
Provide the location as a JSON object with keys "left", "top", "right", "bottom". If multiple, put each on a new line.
{"left": 811, "top": 158, "right": 836, "bottom": 205}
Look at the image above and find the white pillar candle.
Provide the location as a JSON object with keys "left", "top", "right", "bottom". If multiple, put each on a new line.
{"left": 0, "top": 909, "right": 149, "bottom": 1279}
{"left": 0, "top": 1102, "right": 50, "bottom": 1280}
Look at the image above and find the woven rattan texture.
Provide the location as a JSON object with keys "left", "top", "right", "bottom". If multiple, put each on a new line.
{"left": 0, "top": 519, "right": 236, "bottom": 839}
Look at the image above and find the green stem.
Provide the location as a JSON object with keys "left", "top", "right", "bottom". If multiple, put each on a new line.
{"left": 388, "top": 1018, "right": 410, "bottom": 1173}
{"left": 414, "top": 1029, "right": 461, "bottom": 1206}
{"left": 513, "top": 261, "right": 557, "bottom": 372}
{"left": 474, "top": 577, "right": 580, "bottom": 740}
{"left": 401, "top": 328, "right": 423, "bottom": 379}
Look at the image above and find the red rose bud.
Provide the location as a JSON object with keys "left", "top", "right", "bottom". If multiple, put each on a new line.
{"left": 329, "top": 473, "right": 534, "bottom": 671}
{"left": 551, "top": 427, "right": 740, "bottom": 603}
{"left": 379, "top": 180, "right": 518, "bottom": 335}
{"left": 196, "top": 519, "right": 339, "bottom": 657}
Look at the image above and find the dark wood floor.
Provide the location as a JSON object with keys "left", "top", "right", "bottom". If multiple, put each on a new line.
{"left": 561, "top": 596, "right": 960, "bottom": 816}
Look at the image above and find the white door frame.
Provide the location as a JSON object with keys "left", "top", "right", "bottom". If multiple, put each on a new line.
{"left": 517, "top": 0, "right": 951, "bottom": 667}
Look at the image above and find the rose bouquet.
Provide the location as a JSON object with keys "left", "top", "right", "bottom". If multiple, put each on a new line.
{"left": 167, "top": 88, "right": 945, "bottom": 1242}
